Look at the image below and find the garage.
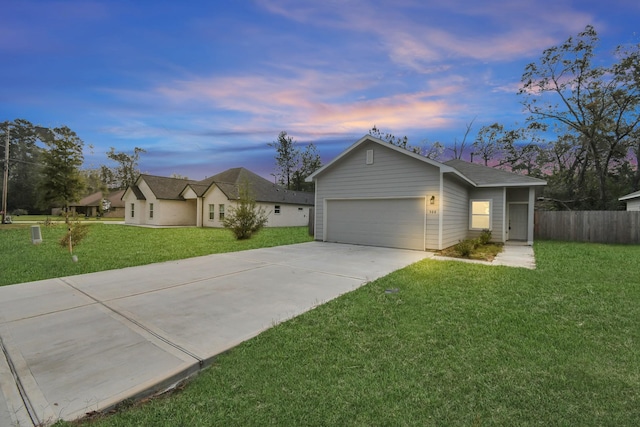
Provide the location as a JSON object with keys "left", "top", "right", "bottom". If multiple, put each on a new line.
{"left": 325, "top": 198, "right": 426, "bottom": 250}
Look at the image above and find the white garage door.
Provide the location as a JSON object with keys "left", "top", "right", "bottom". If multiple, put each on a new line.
{"left": 325, "top": 198, "right": 426, "bottom": 250}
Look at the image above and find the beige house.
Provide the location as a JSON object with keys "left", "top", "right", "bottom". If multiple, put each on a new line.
{"left": 69, "top": 190, "right": 125, "bottom": 218}
{"left": 122, "top": 167, "right": 313, "bottom": 227}
{"left": 306, "top": 135, "right": 547, "bottom": 251}
{"left": 619, "top": 190, "right": 640, "bottom": 211}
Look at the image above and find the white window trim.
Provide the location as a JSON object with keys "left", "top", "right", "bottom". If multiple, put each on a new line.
{"left": 274, "top": 205, "right": 281, "bottom": 215}
{"left": 469, "top": 199, "right": 492, "bottom": 230}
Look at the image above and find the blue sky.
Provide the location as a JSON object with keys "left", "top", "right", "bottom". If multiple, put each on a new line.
{"left": 1, "top": 0, "right": 638, "bottom": 180}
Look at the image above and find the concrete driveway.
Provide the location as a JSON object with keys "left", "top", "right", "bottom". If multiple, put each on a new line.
{"left": 0, "top": 242, "right": 432, "bottom": 426}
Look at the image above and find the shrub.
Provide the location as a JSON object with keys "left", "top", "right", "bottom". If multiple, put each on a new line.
{"left": 223, "top": 180, "right": 269, "bottom": 240}
{"left": 479, "top": 229, "right": 492, "bottom": 245}
{"left": 454, "top": 239, "right": 475, "bottom": 257}
{"left": 11, "top": 208, "right": 28, "bottom": 216}
{"left": 59, "top": 220, "right": 90, "bottom": 249}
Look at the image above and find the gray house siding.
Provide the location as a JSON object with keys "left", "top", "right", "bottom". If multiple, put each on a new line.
{"left": 626, "top": 199, "right": 640, "bottom": 211}
{"left": 315, "top": 140, "right": 440, "bottom": 248}
{"left": 468, "top": 187, "right": 505, "bottom": 242}
{"left": 441, "top": 176, "right": 469, "bottom": 248}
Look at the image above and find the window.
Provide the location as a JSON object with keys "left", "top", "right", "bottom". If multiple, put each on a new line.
{"left": 130, "top": 203, "right": 135, "bottom": 218}
{"left": 149, "top": 203, "right": 154, "bottom": 219}
{"left": 470, "top": 200, "right": 491, "bottom": 230}
{"left": 209, "top": 204, "right": 215, "bottom": 220}
{"left": 219, "top": 204, "right": 225, "bottom": 221}
{"left": 274, "top": 205, "right": 281, "bottom": 214}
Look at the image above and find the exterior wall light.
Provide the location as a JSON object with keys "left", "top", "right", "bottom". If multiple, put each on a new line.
{"left": 430, "top": 195, "right": 435, "bottom": 205}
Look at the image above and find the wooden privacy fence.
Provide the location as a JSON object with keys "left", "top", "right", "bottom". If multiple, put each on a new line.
{"left": 535, "top": 211, "right": 640, "bottom": 244}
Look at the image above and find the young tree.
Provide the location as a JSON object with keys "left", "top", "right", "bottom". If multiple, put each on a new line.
{"left": 39, "top": 126, "right": 86, "bottom": 215}
{"left": 222, "top": 180, "right": 268, "bottom": 240}
{"left": 520, "top": 25, "right": 640, "bottom": 209}
{"left": 269, "top": 131, "right": 321, "bottom": 191}
{"left": 269, "top": 131, "right": 299, "bottom": 190}
{"left": 101, "top": 146, "right": 146, "bottom": 190}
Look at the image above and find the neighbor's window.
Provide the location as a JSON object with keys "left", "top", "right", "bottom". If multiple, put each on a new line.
{"left": 209, "top": 204, "right": 215, "bottom": 220}
{"left": 275, "top": 205, "right": 281, "bottom": 214}
{"left": 219, "top": 204, "right": 225, "bottom": 221}
{"left": 130, "top": 203, "right": 135, "bottom": 218}
{"left": 470, "top": 200, "right": 491, "bottom": 229}
{"left": 149, "top": 203, "right": 154, "bottom": 219}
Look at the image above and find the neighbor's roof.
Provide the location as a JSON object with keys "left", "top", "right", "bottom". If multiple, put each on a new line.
{"left": 139, "top": 174, "right": 198, "bottom": 200}
{"left": 444, "top": 159, "right": 547, "bottom": 187}
{"left": 72, "top": 189, "right": 126, "bottom": 207}
{"left": 619, "top": 189, "right": 640, "bottom": 201}
{"left": 198, "top": 167, "right": 314, "bottom": 205}
{"left": 135, "top": 168, "right": 314, "bottom": 205}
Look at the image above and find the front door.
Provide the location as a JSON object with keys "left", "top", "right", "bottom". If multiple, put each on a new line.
{"left": 508, "top": 204, "right": 528, "bottom": 240}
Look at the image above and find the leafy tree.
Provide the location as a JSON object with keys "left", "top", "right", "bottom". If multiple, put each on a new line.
{"left": 39, "top": 126, "right": 86, "bottom": 215}
{"left": 472, "top": 123, "right": 504, "bottom": 166}
{"left": 169, "top": 172, "right": 190, "bottom": 180}
{"left": 0, "top": 119, "right": 44, "bottom": 213}
{"left": 292, "top": 143, "right": 322, "bottom": 192}
{"left": 520, "top": 25, "right": 640, "bottom": 209}
{"left": 81, "top": 168, "right": 107, "bottom": 195}
{"left": 101, "top": 146, "right": 145, "bottom": 190}
{"left": 269, "top": 131, "right": 299, "bottom": 190}
{"left": 222, "top": 180, "right": 269, "bottom": 240}
{"left": 269, "top": 131, "right": 321, "bottom": 191}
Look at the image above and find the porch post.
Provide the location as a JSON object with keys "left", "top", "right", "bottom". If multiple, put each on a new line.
{"left": 527, "top": 187, "right": 535, "bottom": 245}
{"left": 196, "top": 197, "right": 203, "bottom": 227}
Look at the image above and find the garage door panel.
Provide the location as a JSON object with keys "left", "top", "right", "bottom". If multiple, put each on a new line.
{"left": 326, "top": 198, "right": 425, "bottom": 250}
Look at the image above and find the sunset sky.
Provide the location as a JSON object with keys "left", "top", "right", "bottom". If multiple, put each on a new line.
{"left": 2, "top": 0, "right": 638, "bottom": 180}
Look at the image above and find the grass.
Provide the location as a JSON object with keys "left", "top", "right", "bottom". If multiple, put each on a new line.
{"left": 0, "top": 224, "right": 313, "bottom": 286}
{"left": 62, "top": 240, "right": 640, "bottom": 426}
{"left": 10, "top": 214, "right": 123, "bottom": 222}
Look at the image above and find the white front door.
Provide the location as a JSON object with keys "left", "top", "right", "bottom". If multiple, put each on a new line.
{"left": 508, "top": 204, "right": 528, "bottom": 240}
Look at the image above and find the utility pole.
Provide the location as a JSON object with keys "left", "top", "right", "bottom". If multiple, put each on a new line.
{"left": 1, "top": 124, "right": 9, "bottom": 225}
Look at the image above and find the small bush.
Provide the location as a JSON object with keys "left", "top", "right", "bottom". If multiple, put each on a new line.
{"left": 479, "top": 229, "right": 492, "bottom": 245}
{"left": 454, "top": 239, "right": 475, "bottom": 257}
{"left": 11, "top": 208, "right": 28, "bottom": 216}
{"left": 223, "top": 180, "right": 269, "bottom": 240}
{"left": 59, "top": 220, "right": 90, "bottom": 249}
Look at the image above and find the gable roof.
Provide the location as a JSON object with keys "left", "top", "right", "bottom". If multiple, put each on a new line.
{"left": 444, "top": 159, "right": 547, "bottom": 187}
{"left": 619, "top": 190, "right": 640, "bottom": 201}
{"left": 307, "top": 134, "right": 546, "bottom": 188}
{"left": 307, "top": 135, "right": 471, "bottom": 183}
{"left": 134, "top": 168, "right": 314, "bottom": 205}
{"left": 198, "top": 167, "right": 313, "bottom": 205}
{"left": 139, "top": 174, "right": 198, "bottom": 200}
{"left": 72, "top": 190, "right": 126, "bottom": 208}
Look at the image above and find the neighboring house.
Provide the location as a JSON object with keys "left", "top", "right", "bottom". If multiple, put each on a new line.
{"left": 619, "top": 190, "right": 640, "bottom": 211}
{"left": 122, "top": 167, "right": 314, "bottom": 227}
{"left": 69, "top": 190, "right": 125, "bottom": 218}
{"left": 306, "top": 135, "right": 547, "bottom": 251}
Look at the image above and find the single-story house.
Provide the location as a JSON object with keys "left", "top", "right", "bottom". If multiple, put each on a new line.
{"left": 306, "top": 135, "right": 547, "bottom": 251}
{"left": 122, "top": 167, "right": 314, "bottom": 227}
{"left": 69, "top": 190, "right": 126, "bottom": 218}
{"left": 619, "top": 190, "right": 640, "bottom": 211}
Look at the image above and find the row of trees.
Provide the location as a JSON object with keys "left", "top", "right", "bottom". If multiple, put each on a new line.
{"left": 0, "top": 119, "right": 144, "bottom": 215}
{"left": 369, "top": 26, "right": 640, "bottom": 210}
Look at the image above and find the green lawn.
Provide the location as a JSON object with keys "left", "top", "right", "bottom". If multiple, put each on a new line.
{"left": 0, "top": 224, "right": 313, "bottom": 286}
{"left": 10, "top": 214, "right": 124, "bottom": 222}
{"left": 61, "top": 240, "right": 640, "bottom": 427}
